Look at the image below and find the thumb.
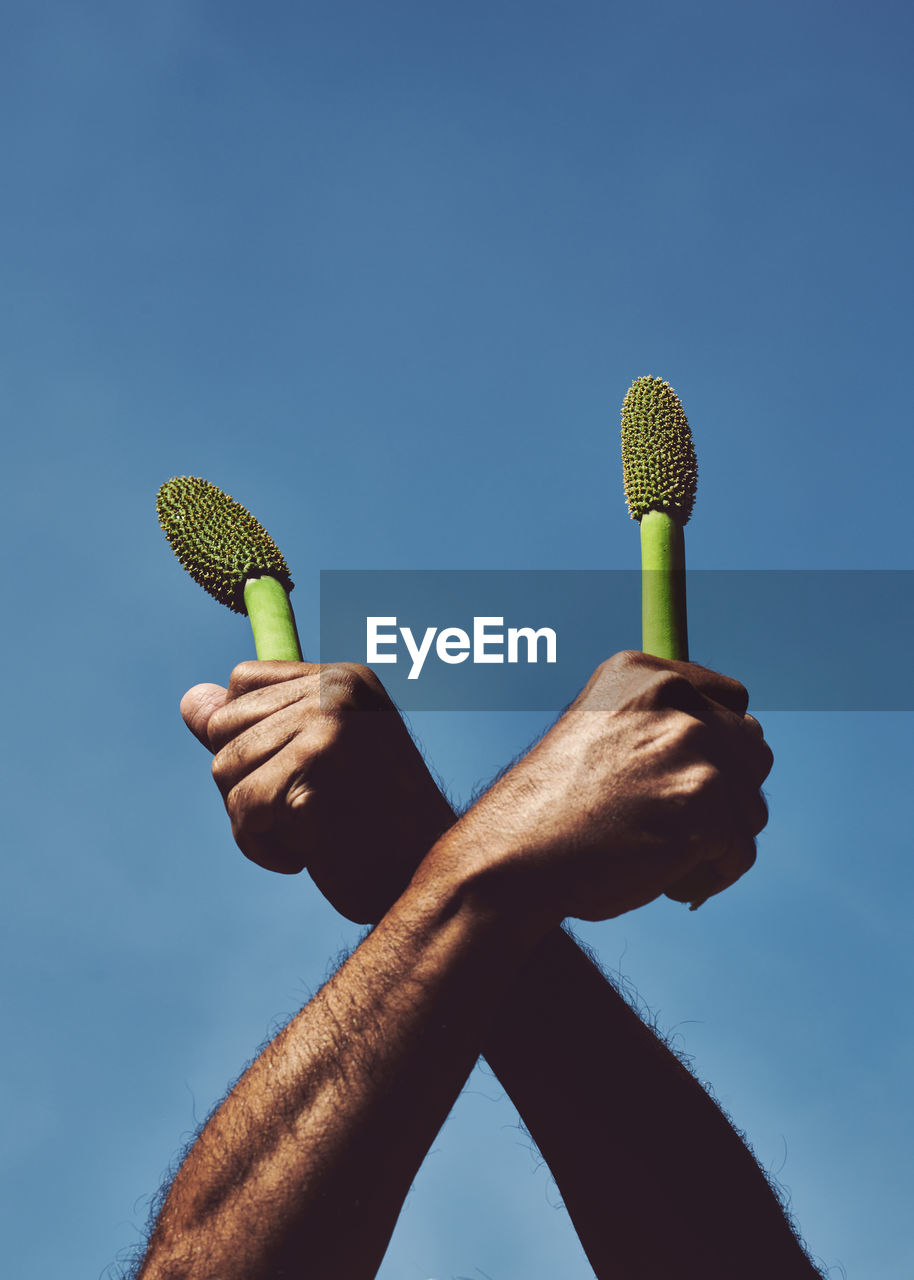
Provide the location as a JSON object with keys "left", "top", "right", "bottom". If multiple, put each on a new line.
{"left": 180, "top": 683, "right": 229, "bottom": 751}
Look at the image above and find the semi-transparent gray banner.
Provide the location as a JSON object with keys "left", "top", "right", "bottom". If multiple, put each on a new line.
{"left": 319, "top": 571, "right": 914, "bottom": 711}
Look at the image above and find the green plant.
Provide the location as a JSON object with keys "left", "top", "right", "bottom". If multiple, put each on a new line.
{"left": 156, "top": 475, "right": 302, "bottom": 661}
{"left": 621, "top": 376, "right": 718, "bottom": 909}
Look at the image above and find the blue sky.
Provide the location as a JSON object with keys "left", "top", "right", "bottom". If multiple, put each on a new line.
{"left": 2, "top": 3, "right": 912, "bottom": 1277}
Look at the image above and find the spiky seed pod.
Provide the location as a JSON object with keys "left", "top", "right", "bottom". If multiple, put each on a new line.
{"left": 621, "top": 376, "right": 698, "bottom": 524}
{"left": 156, "top": 476, "right": 294, "bottom": 615}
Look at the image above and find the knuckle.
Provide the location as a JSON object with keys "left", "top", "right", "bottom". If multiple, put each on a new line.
{"left": 684, "top": 759, "right": 722, "bottom": 800}
{"left": 593, "top": 651, "right": 638, "bottom": 686}
{"left": 586, "top": 652, "right": 667, "bottom": 710}
{"left": 676, "top": 715, "right": 713, "bottom": 754}
{"left": 211, "top": 750, "right": 231, "bottom": 793}
{"left": 227, "top": 661, "right": 262, "bottom": 694}
{"left": 224, "top": 777, "right": 248, "bottom": 823}
{"left": 339, "top": 662, "right": 386, "bottom": 706}
{"left": 211, "top": 731, "right": 249, "bottom": 785}
{"left": 228, "top": 660, "right": 307, "bottom": 699}
{"left": 604, "top": 649, "right": 641, "bottom": 672}
{"left": 318, "top": 664, "right": 355, "bottom": 707}
{"left": 602, "top": 650, "right": 665, "bottom": 681}
{"left": 647, "top": 669, "right": 692, "bottom": 708}
{"left": 205, "top": 703, "right": 236, "bottom": 750}
{"left": 227, "top": 779, "right": 272, "bottom": 837}
{"left": 233, "top": 824, "right": 283, "bottom": 871}
{"left": 668, "top": 761, "right": 723, "bottom": 819}
{"left": 340, "top": 660, "right": 378, "bottom": 686}
{"left": 688, "top": 665, "right": 749, "bottom": 716}
{"left": 715, "top": 675, "right": 749, "bottom": 715}
{"left": 286, "top": 778, "right": 310, "bottom": 810}
{"left": 318, "top": 662, "right": 385, "bottom": 713}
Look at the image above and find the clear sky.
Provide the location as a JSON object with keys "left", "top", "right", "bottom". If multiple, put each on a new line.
{"left": 2, "top": 3, "right": 912, "bottom": 1277}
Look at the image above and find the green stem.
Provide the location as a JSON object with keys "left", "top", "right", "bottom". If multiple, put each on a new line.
{"left": 640, "top": 510, "right": 716, "bottom": 909}
{"left": 640, "top": 509, "right": 689, "bottom": 662}
{"left": 243, "top": 575, "right": 303, "bottom": 661}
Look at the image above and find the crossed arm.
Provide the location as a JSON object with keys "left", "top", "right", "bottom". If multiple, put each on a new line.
{"left": 138, "top": 653, "right": 820, "bottom": 1279}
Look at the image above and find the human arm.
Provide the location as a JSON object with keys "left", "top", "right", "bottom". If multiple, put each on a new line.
{"left": 143, "top": 651, "right": 751, "bottom": 1278}
{"left": 472, "top": 660, "right": 819, "bottom": 1276}
{"left": 153, "top": 653, "right": 819, "bottom": 1278}
{"left": 184, "top": 653, "right": 819, "bottom": 1278}
{"left": 138, "top": 833, "right": 546, "bottom": 1280}
{"left": 481, "top": 925, "right": 819, "bottom": 1278}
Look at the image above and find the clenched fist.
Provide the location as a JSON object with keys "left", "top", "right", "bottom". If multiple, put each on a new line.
{"left": 415, "top": 651, "right": 772, "bottom": 928}
{"left": 180, "top": 661, "right": 455, "bottom": 923}
{"left": 181, "top": 651, "right": 772, "bottom": 931}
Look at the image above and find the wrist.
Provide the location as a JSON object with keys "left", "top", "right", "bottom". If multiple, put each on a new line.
{"left": 407, "top": 819, "right": 564, "bottom": 949}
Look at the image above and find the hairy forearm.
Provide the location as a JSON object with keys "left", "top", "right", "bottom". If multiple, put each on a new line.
{"left": 481, "top": 926, "right": 820, "bottom": 1279}
{"left": 390, "top": 800, "right": 819, "bottom": 1276}
{"left": 140, "top": 849, "right": 545, "bottom": 1280}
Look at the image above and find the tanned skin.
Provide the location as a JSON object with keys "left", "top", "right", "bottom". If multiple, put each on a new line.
{"left": 138, "top": 652, "right": 820, "bottom": 1279}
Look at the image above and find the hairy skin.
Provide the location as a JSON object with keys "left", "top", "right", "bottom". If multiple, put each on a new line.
{"left": 140, "top": 859, "right": 545, "bottom": 1279}
{"left": 482, "top": 927, "right": 818, "bottom": 1277}
{"left": 140, "top": 653, "right": 819, "bottom": 1279}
